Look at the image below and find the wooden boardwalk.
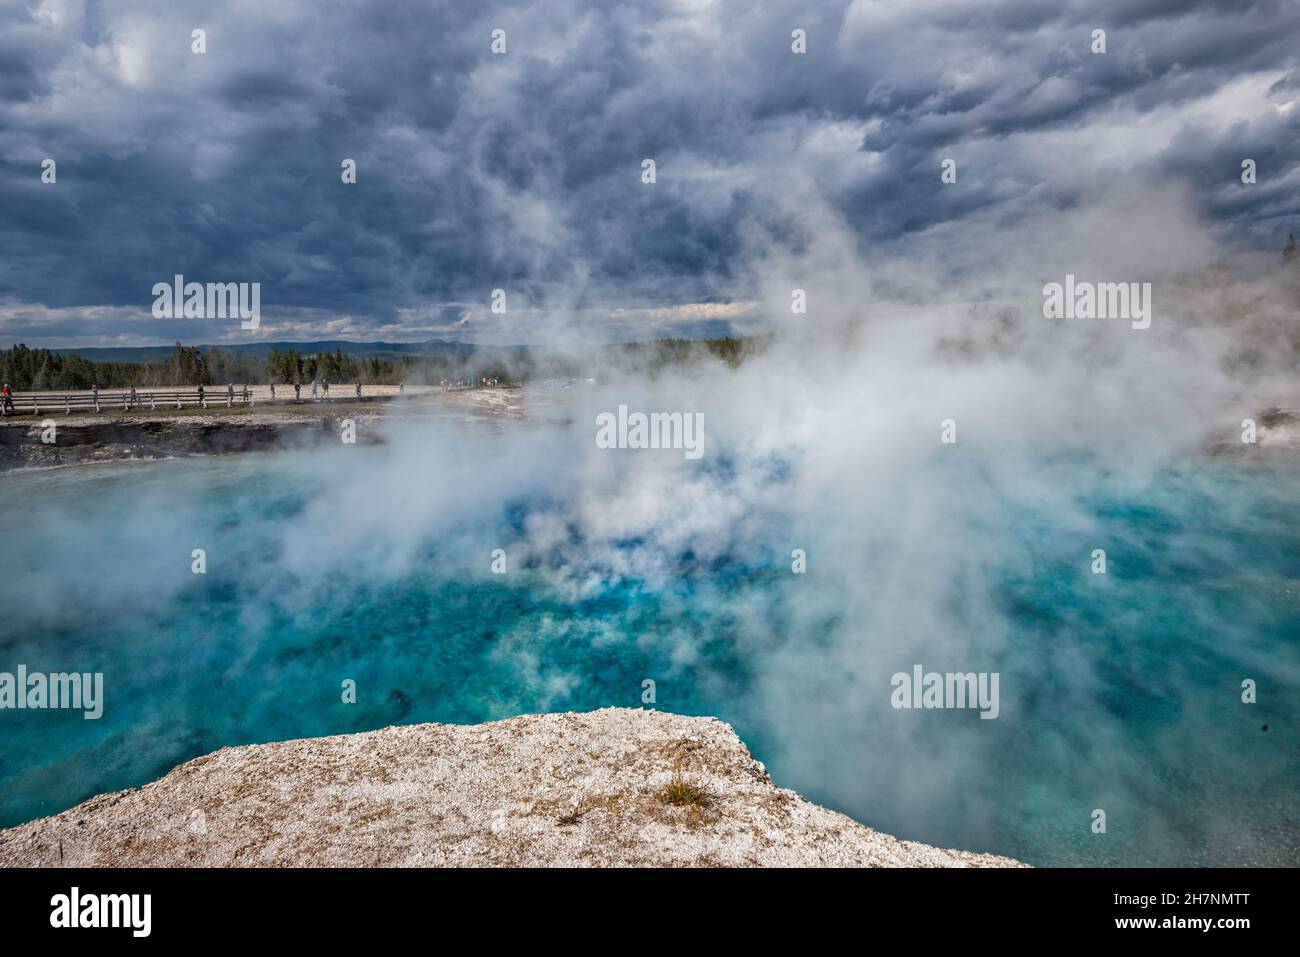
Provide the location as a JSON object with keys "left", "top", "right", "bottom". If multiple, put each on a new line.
{"left": 0, "top": 383, "right": 462, "bottom": 417}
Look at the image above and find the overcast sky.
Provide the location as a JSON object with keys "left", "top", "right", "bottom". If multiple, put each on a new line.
{"left": 1, "top": 0, "right": 1296, "bottom": 347}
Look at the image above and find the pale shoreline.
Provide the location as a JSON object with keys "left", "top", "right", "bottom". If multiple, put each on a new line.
{"left": 0, "top": 708, "right": 1026, "bottom": 868}
{"left": 0, "top": 386, "right": 528, "bottom": 471}
{"left": 2, "top": 389, "right": 1295, "bottom": 473}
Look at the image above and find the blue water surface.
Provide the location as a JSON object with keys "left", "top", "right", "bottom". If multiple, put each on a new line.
{"left": 0, "top": 436, "right": 1296, "bottom": 866}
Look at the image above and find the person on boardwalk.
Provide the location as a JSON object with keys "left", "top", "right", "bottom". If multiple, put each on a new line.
{"left": 1, "top": 383, "right": 12, "bottom": 415}
{"left": 355, "top": 381, "right": 362, "bottom": 399}
{"left": 311, "top": 379, "right": 318, "bottom": 399}
{"left": 398, "top": 381, "right": 405, "bottom": 395}
{"left": 294, "top": 379, "right": 301, "bottom": 400}
{"left": 322, "top": 379, "right": 330, "bottom": 397}
{"left": 129, "top": 386, "right": 138, "bottom": 408}
{"left": 270, "top": 381, "right": 277, "bottom": 401}
{"left": 197, "top": 383, "right": 205, "bottom": 405}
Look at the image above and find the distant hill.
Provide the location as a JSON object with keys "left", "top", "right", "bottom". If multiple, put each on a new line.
{"left": 47, "top": 340, "right": 511, "bottom": 363}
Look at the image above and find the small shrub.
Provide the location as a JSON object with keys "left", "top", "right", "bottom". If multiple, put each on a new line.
{"left": 658, "top": 779, "right": 710, "bottom": 808}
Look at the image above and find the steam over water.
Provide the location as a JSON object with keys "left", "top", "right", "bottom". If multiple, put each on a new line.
{"left": 1, "top": 403, "right": 1297, "bottom": 865}
{"left": 2, "top": 0, "right": 1297, "bottom": 874}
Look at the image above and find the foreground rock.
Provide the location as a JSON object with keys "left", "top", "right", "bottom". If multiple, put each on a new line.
{"left": 0, "top": 708, "right": 1022, "bottom": 867}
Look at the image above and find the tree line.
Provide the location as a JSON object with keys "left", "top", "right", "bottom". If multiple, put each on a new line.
{"left": 0, "top": 336, "right": 765, "bottom": 392}
{"left": 0, "top": 343, "right": 515, "bottom": 391}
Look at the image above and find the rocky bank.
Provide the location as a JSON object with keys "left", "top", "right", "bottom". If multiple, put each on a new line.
{"left": 0, "top": 410, "right": 385, "bottom": 471}
{"left": 0, "top": 708, "right": 1024, "bottom": 868}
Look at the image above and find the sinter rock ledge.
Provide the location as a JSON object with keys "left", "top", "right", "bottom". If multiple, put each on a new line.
{"left": 0, "top": 707, "right": 1025, "bottom": 867}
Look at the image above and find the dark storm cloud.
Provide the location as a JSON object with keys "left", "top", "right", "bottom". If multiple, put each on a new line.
{"left": 0, "top": 0, "right": 1296, "bottom": 346}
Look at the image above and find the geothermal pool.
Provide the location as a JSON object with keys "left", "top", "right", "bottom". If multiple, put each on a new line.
{"left": 0, "top": 421, "right": 1296, "bottom": 866}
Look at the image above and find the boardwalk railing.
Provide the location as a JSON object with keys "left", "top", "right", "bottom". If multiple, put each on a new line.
{"left": 0, "top": 389, "right": 256, "bottom": 416}
{"left": 0, "top": 383, "right": 494, "bottom": 416}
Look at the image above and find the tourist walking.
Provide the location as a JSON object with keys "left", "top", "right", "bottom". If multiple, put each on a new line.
{"left": 1, "top": 383, "right": 13, "bottom": 415}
